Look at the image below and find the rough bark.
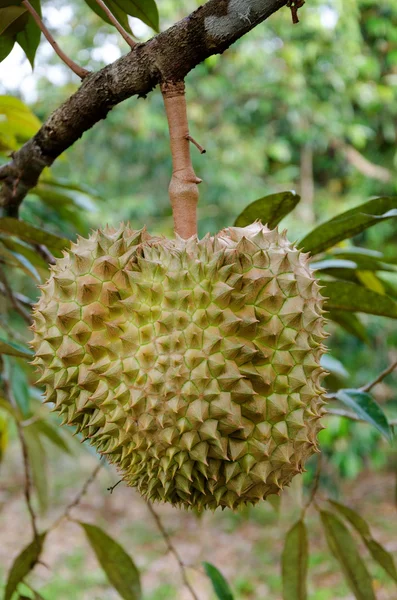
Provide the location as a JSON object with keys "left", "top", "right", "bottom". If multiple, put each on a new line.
{"left": 0, "top": 0, "right": 287, "bottom": 216}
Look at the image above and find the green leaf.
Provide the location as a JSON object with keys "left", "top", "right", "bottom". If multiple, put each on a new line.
{"left": 32, "top": 182, "right": 97, "bottom": 212}
{"left": 327, "top": 310, "right": 369, "bottom": 343}
{"left": 321, "top": 280, "right": 397, "bottom": 318}
{"left": 80, "top": 522, "right": 142, "bottom": 600}
{"left": 333, "top": 247, "right": 384, "bottom": 259}
{"left": 356, "top": 271, "right": 385, "bottom": 295}
{"left": 282, "top": 520, "right": 308, "bottom": 600}
{"left": 31, "top": 419, "right": 71, "bottom": 454}
{"left": 39, "top": 176, "right": 102, "bottom": 200}
{"left": 234, "top": 191, "right": 300, "bottom": 229}
{"left": 267, "top": 494, "right": 281, "bottom": 514}
{"left": 332, "top": 389, "right": 392, "bottom": 442}
{"left": 113, "top": 0, "right": 159, "bottom": 31}
{"left": 0, "top": 33, "right": 14, "bottom": 61}
{"left": 0, "top": 5, "right": 28, "bottom": 36}
{"left": 0, "top": 235, "right": 49, "bottom": 270}
{"left": 328, "top": 501, "right": 397, "bottom": 582}
{"left": 24, "top": 428, "right": 49, "bottom": 513}
{"left": 320, "top": 511, "right": 375, "bottom": 600}
{"left": 0, "top": 95, "right": 41, "bottom": 139}
{"left": 300, "top": 197, "right": 397, "bottom": 255}
{"left": 3, "top": 355, "right": 30, "bottom": 417}
{"left": 0, "top": 243, "right": 41, "bottom": 281}
{"left": 15, "top": 0, "right": 41, "bottom": 68}
{"left": 365, "top": 539, "right": 397, "bottom": 583}
{"left": 332, "top": 248, "right": 396, "bottom": 272}
{"left": 4, "top": 534, "right": 46, "bottom": 600}
{"left": 0, "top": 335, "right": 33, "bottom": 358}
{"left": 0, "top": 411, "right": 8, "bottom": 461}
{"left": 0, "top": 395, "right": 19, "bottom": 418}
{"left": 320, "top": 355, "right": 349, "bottom": 379}
{"left": 18, "top": 587, "right": 46, "bottom": 600}
{"left": 203, "top": 562, "right": 234, "bottom": 600}
{"left": 0, "top": 217, "right": 69, "bottom": 252}
{"left": 311, "top": 258, "right": 357, "bottom": 271}
{"left": 83, "top": 0, "right": 133, "bottom": 34}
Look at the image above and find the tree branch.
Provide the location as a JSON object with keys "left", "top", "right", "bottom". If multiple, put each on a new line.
{"left": 50, "top": 458, "right": 103, "bottom": 530}
{"left": 360, "top": 359, "right": 397, "bottom": 393}
{"left": 0, "top": 266, "right": 32, "bottom": 324}
{"left": 0, "top": 282, "right": 32, "bottom": 307}
{"left": 0, "top": 0, "right": 287, "bottom": 216}
{"left": 146, "top": 501, "right": 200, "bottom": 600}
{"left": 301, "top": 452, "right": 322, "bottom": 516}
{"left": 2, "top": 368, "right": 39, "bottom": 542}
{"left": 334, "top": 141, "right": 393, "bottom": 183}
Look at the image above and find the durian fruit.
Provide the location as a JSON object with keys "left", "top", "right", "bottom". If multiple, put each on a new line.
{"left": 31, "top": 223, "right": 327, "bottom": 511}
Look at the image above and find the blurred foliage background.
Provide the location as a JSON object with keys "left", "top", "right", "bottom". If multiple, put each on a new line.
{"left": 0, "top": 0, "right": 396, "bottom": 599}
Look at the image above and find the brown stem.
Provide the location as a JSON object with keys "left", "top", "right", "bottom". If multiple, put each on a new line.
{"left": 287, "top": 0, "right": 305, "bottom": 24}
{"left": 161, "top": 81, "right": 202, "bottom": 239}
{"left": 0, "top": 283, "right": 32, "bottom": 309}
{"left": 107, "top": 479, "right": 123, "bottom": 493}
{"left": 21, "top": 0, "right": 89, "bottom": 79}
{"left": 0, "top": 265, "right": 32, "bottom": 324}
{"left": 360, "top": 359, "right": 397, "bottom": 393}
{"left": 34, "top": 243, "right": 56, "bottom": 265}
{"left": 333, "top": 141, "right": 392, "bottom": 183}
{"left": 301, "top": 453, "right": 322, "bottom": 517}
{"left": 186, "top": 135, "right": 206, "bottom": 155}
{"left": 2, "top": 373, "right": 39, "bottom": 541}
{"left": 146, "top": 501, "right": 200, "bottom": 600}
{"left": 94, "top": 0, "right": 136, "bottom": 48}
{"left": 50, "top": 458, "right": 103, "bottom": 530}
{"left": 18, "top": 425, "right": 39, "bottom": 540}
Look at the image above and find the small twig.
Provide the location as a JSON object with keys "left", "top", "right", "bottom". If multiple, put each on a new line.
{"left": 0, "top": 265, "right": 32, "bottom": 324}
{"left": 287, "top": 0, "right": 305, "bottom": 24}
{"left": 18, "top": 425, "right": 39, "bottom": 540}
{"left": 185, "top": 135, "right": 206, "bottom": 154}
{"left": 301, "top": 453, "right": 322, "bottom": 517}
{"left": 34, "top": 244, "right": 56, "bottom": 265}
{"left": 326, "top": 408, "right": 397, "bottom": 426}
{"left": 21, "top": 415, "right": 42, "bottom": 427}
{"left": 0, "top": 283, "right": 33, "bottom": 308}
{"left": 333, "top": 142, "right": 392, "bottom": 183}
{"left": 146, "top": 501, "right": 200, "bottom": 600}
{"left": 94, "top": 0, "right": 135, "bottom": 48}
{"left": 2, "top": 372, "right": 39, "bottom": 541}
{"left": 360, "top": 359, "right": 397, "bottom": 393}
{"left": 107, "top": 479, "right": 123, "bottom": 494}
{"left": 21, "top": 0, "right": 89, "bottom": 79}
{"left": 50, "top": 458, "right": 103, "bottom": 530}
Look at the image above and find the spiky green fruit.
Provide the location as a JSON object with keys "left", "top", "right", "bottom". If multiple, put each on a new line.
{"left": 31, "top": 223, "right": 327, "bottom": 510}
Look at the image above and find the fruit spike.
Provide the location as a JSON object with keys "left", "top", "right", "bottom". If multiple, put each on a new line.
{"left": 31, "top": 222, "right": 327, "bottom": 511}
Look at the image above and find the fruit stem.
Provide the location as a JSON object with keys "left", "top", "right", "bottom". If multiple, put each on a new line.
{"left": 161, "top": 81, "right": 202, "bottom": 239}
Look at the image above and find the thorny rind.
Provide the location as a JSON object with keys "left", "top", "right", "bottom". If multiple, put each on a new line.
{"left": 31, "top": 222, "right": 327, "bottom": 512}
